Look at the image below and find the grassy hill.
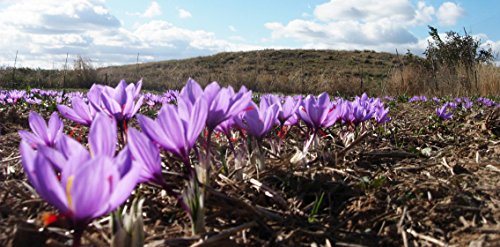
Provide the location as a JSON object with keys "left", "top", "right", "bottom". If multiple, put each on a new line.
{"left": 96, "top": 49, "right": 402, "bottom": 95}
{"left": 3, "top": 49, "right": 497, "bottom": 96}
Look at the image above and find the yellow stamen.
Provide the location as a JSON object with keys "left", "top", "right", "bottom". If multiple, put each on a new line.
{"left": 66, "top": 176, "right": 75, "bottom": 210}
{"left": 89, "top": 143, "right": 93, "bottom": 158}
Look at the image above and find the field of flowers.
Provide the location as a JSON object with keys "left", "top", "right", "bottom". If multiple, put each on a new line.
{"left": 0, "top": 79, "right": 499, "bottom": 246}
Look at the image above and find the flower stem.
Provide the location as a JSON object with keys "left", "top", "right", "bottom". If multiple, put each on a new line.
{"left": 72, "top": 226, "right": 84, "bottom": 247}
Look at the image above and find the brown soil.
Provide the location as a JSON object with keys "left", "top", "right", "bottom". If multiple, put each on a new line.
{"left": 0, "top": 102, "right": 499, "bottom": 246}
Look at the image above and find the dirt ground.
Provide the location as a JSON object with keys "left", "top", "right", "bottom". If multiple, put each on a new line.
{"left": 1, "top": 101, "right": 499, "bottom": 246}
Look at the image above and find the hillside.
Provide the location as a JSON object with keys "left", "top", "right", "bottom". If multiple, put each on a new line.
{"left": 2, "top": 49, "right": 498, "bottom": 96}
{"left": 96, "top": 49, "right": 402, "bottom": 95}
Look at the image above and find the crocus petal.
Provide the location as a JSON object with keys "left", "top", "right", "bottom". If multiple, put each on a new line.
{"left": 38, "top": 146, "right": 66, "bottom": 171}
{"left": 137, "top": 114, "right": 177, "bottom": 152}
{"left": 70, "top": 156, "right": 115, "bottom": 220}
{"left": 244, "top": 107, "right": 264, "bottom": 137}
{"left": 57, "top": 105, "right": 88, "bottom": 125}
{"left": 18, "top": 130, "right": 43, "bottom": 147}
{"left": 263, "top": 104, "right": 279, "bottom": 136}
{"left": 122, "top": 85, "right": 135, "bottom": 117}
{"left": 71, "top": 97, "right": 94, "bottom": 124}
{"left": 59, "top": 152, "right": 90, "bottom": 193}
{"left": 114, "top": 146, "right": 132, "bottom": 178}
{"left": 101, "top": 92, "right": 122, "bottom": 117}
{"left": 28, "top": 111, "right": 50, "bottom": 144}
{"left": 227, "top": 90, "right": 252, "bottom": 117}
{"left": 47, "top": 112, "right": 63, "bottom": 143}
{"left": 108, "top": 159, "right": 140, "bottom": 210}
{"left": 180, "top": 78, "right": 203, "bottom": 106}
{"left": 307, "top": 98, "right": 321, "bottom": 127}
{"left": 87, "top": 84, "right": 104, "bottom": 110}
{"left": 157, "top": 105, "right": 186, "bottom": 157}
{"left": 285, "top": 113, "right": 299, "bottom": 126}
{"left": 56, "top": 135, "right": 90, "bottom": 161}
{"left": 113, "top": 80, "right": 128, "bottom": 105}
{"left": 206, "top": 89, "right": 231, "bottom": 129}
{"left": 20, "top": 140, "right": 39, "bottom": 188}
{"left": 298, "top": 104, "right": 313, "bottom": 128}
{"left": 134, "top": 79, "right": 143, "bottom": 98}
{"left": 204, "top": 81, "right": 221, "bottom": 104}
{"left": 129, "top": 95, "right": 144, "bottom": 118}
{"left": 177, "top": 97, "right": 191, "bottom": 123}
{"left": 281, "top": 96, "right": 300, "bottom": 122}
{"left": 127, "top": 128, "right": 162, "bottom": 183}
{"left": 89, "top": 114, "right": 117, "bottom": 157}
{"left": 186, "top": 97, "right": 208, "bottom": 148}
{"left": 34, "top": 154, "right": 69, "bottom": 215}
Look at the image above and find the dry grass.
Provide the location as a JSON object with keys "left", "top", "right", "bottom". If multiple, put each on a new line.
{"left": 1, "top": 49, "right": 498, "bottom": 97}
{"left": 96, "top": 49, "right": 394, "bottom": 96}
{"left": 477, "top": 64, "right": 500, "bottom": 95}
{"left": 386, "top": 63, "right": 500, "bottom": 96}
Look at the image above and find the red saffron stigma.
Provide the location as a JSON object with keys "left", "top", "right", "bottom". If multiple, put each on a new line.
{"left": 123, "top": 121, "right": 128, "bottom": 134}
{"left": 319, "top": 129, "right": 327, "bottom": 137}
{"left": 41, "top": 212, "right": 59, "bottom": 226}
{"left": 243, "top": 106, "right": 254, "bottom": 112}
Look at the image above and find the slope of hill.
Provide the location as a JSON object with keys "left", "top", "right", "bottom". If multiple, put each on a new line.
{"left": 97, "top": 49, "right": 401, "bottom": 95}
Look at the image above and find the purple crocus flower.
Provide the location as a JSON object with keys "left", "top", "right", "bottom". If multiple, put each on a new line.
{"left": 215, "top": 118, "right": 235, "bottom": 137}
{"left": 337, "top": 100, "right": 355, "bottom": 124}
{"left": 477, "top": 97, "right": 494, "bottom": 107}
{"left": 58, "top": 97, "right": 98, "bottom": 126}
{"left": 99, "top": 80, "right": 144, "bottom": 122}
{"left": 25, "top": 97, "right": 42, "bottom": 105}
{"left": 369, "top": 98, "right": 390, "bottom": 124}
{"left": 127, "top": 127, "right": 163, "bottom": 185}
{"left": 383, "top": 96, "right": 395, "bottom": 102}
{"left": 261, "top": 95, "right": 302, "bottom": 126}
{"left": 137, "top": 95, "right": 208, "bottom": 162}
{"left": 352, "top": 100, "right": 375, "bottom": 124}
{"left": 7, "top": 90, "right": 25, "bottom": 104}
{"left": 19, "top": 111, "right": 63, "bottom": 148}
{"left": 463, "top": 99, "right": 473, "bottom": 109}
{"left": 284, "top": 113, "right": 300, "bottom": 126}
{"left": 235, "top": 102, "right": 279, "bottom": 139}
{"left": 298, "top": 93, "right": 338, "bottom": 131}
{"left": 0, "top": 92, "right": 7, "bottom": 104}
{"left": 409, "top": 95, "right": 427, "bottom": 103}
{"left": 436, "top": 103, "right": 453, "bottom": 120}
{"left": 180, "top": 79, "right": 252, "bottom": 131}
{"left": 19, "top": 113, "right": 140, "bottom": 243}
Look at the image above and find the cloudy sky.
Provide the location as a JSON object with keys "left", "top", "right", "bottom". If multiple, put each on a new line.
{"left": 0, "top": 0, "right": 498, "bottom": 69}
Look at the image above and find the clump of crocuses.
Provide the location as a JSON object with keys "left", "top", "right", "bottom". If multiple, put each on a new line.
{"left": 436, "top": 102, "right": 453, "bottom": 120}
{"left": 17, "top": 78, "right": 394, "bottom": 244}
{"left": 20, "top": 113, "right": 141, "bottom": 246}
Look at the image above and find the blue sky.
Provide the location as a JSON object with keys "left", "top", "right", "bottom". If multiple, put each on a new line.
{"left": 0, "top": 0, "right": 498, "bottom": 68}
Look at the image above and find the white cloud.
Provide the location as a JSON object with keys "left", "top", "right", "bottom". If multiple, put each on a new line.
{"left": 134, "top": 20, "right": 260, "bottom": 52}
{"left": 413, "top": 1, "right": 435, "bottom": 24}
{"left": 437, "top": 2, "right": 464, "bottom": 26}
{"left": 143, "top": 1, "right": 161, "bottom": 18}
{"left": 313, "top": 0, "right": 414, "bottom": 23}
{"left": 178, "top": 8, "right": 192, "bottom": 19}
{"left": 0, "top": 0, "right": 261, "bottom": 68}
{"left": 266, "top": 0, "right": 424, "bottom": 50}
{"left": 263, "top": 0, "right": 485, "bottom": 56}
{"left": 481, "top": 38, "right": 500, "bottom": 58}
{"left": 228, "top": 25, "right": 236, "bottom": 32}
